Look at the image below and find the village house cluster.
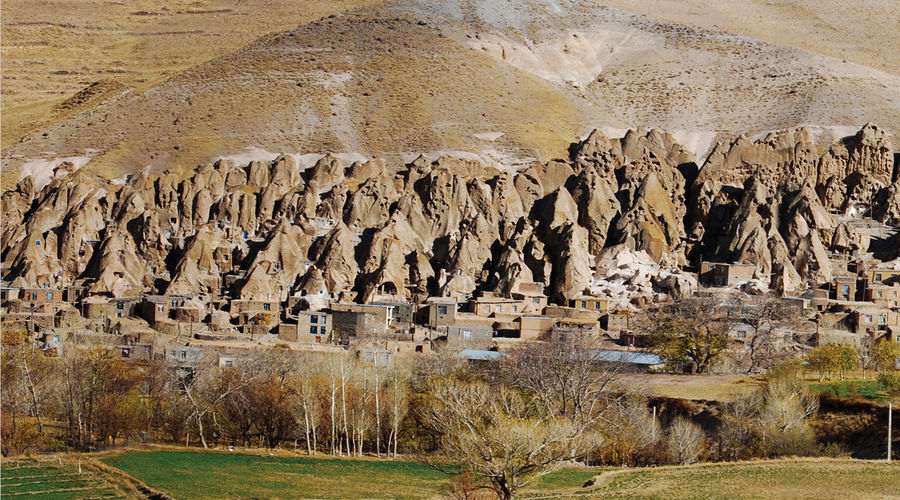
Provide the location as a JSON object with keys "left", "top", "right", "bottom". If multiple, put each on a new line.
{"left": 3, "top": 124, "right": 899, "bottom": 371}
{"left": 3, "top": 243, "right": 899, "bottom": 371}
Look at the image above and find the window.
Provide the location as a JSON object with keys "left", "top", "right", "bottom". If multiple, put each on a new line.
{"left": 595, "top": 302, "right": 601, "bottom": 310}
{"left": 532, "top": 297, "right": 541, "bottom": 304}
{"left": 34, "top": 240, "right": 40, "bottom": 247}
{"left": 462, "top": 329, "right": 471, "bottom": 339}
{"left": 320, "top": 315, "right": 326, "bottom": 324}
{"left": 310, "top": 326, "right": 318, "bottom": 334}
{"left": 46, "top": 292, "right": 53, "bottom": 300}
{"left": 311, "top": 315, "right": 318, "bottom": 324}
{"left": 263, "top": 303, "right": 270, "bottom": 311}
{"left": 157, "top": 305, "right": 165, "bottom": 312}
{"left": 437, "top": 305, "right": 448, "bottom": 315}
{"left": 117, "top": 302, "right": 124, "bottom": 310}
{"left": 876, "top": 274, "right": 883, "bottom": 282}
{"left": 179, "top": 350, "right": 187, "bottom": 360}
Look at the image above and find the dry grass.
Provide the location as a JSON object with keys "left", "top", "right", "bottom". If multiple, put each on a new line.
{"left": 1, "top": 1, "right": 382, "bottom": 145}
{"left": 582, "top": 458, "right": 900, "bottom": 499}
{"left": 598, "top": 0, "right": 900, "bottom": 76}
{"left": 3, "top": 0, "right": 898, "bottom": 188}
{"left": 616, "top": 373, "right": 764, "bottom": 402}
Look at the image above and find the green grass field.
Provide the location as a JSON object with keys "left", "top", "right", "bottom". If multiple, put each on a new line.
{"left": 100, "top": 450, "right": 600, "bottom": 499}
{"left": 102, "top": 451, "right": 454, "bottom": 499}
{"left": 810, "top": 379, "right": 895, "bottom": 403}
{"left": 97, "top": 450, "right": 900, "bottom": 499}
{"left": 0, "top": 459, "right": 128, "bottom": 499}
{"left": 585, "top": 460, "right": 900, "bottom": 499}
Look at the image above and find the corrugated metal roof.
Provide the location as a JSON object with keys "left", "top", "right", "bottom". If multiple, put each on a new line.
{"left": 459, "top": 349, "right": 505, "bottom": 361}
{"left": 588, "top": 350, "right": 662, "bottom": 365}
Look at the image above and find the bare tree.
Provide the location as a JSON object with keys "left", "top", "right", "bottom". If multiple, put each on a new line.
{"left": 717, "top": 363, "right": 818, "bottom": 459}
{"left": 735, "top": 296, "right": 801, "bottom": 373}
{"left": 502, "top": 336, "right": 620, "bottom": 423}
{"left": 638, "top": 299, "right": 732, "bottom": 374}
{"left": 665, "top": 417, "right": 706, "bottom": 464}
{"left": 387, "top": 358, "right": 411, "bottom": 457}
{"left": 2, "top": 342, "right": 55, "bottom": 455}
{"left": 292, "top": 356, "right": 323, "bottom": 454}
{"left": 420, "top": 377, "right": 597, "bottom": 500}
{"left": 595, "top": 395, "right": 661, "bottom": 466}
{"left": 181, "top": 352, "right": 271, "bottom": 448}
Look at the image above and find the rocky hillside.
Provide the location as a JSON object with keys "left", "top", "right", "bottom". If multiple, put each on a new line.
{"left": 3, "top": 124, "right": 897, "bottom": 305}
{"left": 3, "top": 0, "right": 899, "bottom": 187}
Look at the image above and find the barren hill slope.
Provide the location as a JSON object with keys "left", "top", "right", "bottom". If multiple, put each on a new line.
{"left": 3, "top": 0, "right": 898, "bottom": 184}
{"left": 0, "top": 0, "right": 381, "bottom": 147}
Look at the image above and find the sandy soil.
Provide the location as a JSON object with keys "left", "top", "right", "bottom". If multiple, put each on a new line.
{"left": 1, "top": 0, "right": 382, "bottom": 146}
{"left": 616, "top": 373, "right": 764, "bottom": 402}
{"left": 2, "top": 0, "right": 897, "bottom": 187}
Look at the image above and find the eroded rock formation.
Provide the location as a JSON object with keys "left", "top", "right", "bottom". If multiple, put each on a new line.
{"left": 2, "top": 124, "right": 896, "bottom": 304}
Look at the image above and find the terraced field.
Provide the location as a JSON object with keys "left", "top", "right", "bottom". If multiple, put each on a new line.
{"left": 0, "top": 459, "right": 132, "bottom": 499}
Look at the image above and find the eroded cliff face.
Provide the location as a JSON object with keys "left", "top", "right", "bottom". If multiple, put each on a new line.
{"left": 2, "top": 125, "right": 896, "bottom": 303}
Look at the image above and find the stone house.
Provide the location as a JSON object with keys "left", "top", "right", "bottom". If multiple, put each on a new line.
{"left": 230, "top": 299, "right": 280, "bottom": 325}
{"left": 119, "top": 343, "right": 154, "bottom": 362}
{"left": 371, "top": 300, "right": 416, "bottom": 324}
{"left": 863, "top": 263, "right": 900, "bottom": 286}
{"left": 568, "top": 295, "right": 609, "bottom": 314}
{"left": 509, "top": 281, "right": 548, "bottom": 314}
{"left": 517, "top": 315, "right": 556, "bottom": 340}
{"left": 699, "top": 261, "right": 757, "bottom": 287}
{"left": 138, "top": 295, "right": 171, "bottom": 324}
{"left": 443, "top": 324, "right": 494, "bottom": 348}
{"left": 865, "top": 284, "right": 900, "bottom": 308}
{"left": 166, "top": 346, "right": 204, "bottom": 371}
{"left": 16, "top": 287, "right": 65, "bottom": 305}
{"left": 470, "top": 293, "right": 527, "bottom": 316}
{"left": 602, "top": 309, "right": 635, "bottom": 340}
{"left": 851, "top": 305, "right": 898, "bottom": 333}
{"left": 355, "top": 343, "right": 395, "bottom": 366}
{"left": 83, "top": 296, "right": 140, "bottom": 320}
{"left": 0, "top": 283, "right": 20, "bottom": 303}
{"left": 830, "top": 275, "right": 858, "bottom": 301}
{"left": 425, "top": 297, "right": 460, "bottom": 327}
{"left": 278, "top": 310, "right": 331, "bottom": 342}
{"left": 174, "top": 299, "right": 206, "bottom": 323}
{"left": 330, "top": 303, "right": 393, "bottom": 343}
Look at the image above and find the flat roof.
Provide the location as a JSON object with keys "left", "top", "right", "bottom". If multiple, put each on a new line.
{"left": 588, "top": 350, "right": 662, "bottom": 365}
{"left": 459, "top": 349, "right": 504, "bottom": 361}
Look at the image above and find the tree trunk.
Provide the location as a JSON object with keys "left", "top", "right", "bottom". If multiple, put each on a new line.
{"left": 374, "top": 362, "right": 381, "bottom": 457}
{"left": 340, "top": 359, "right": 350, "bottom": 456}
{"left": 493, "top": 478, "right": 514, "bottom": 500}
{"left": 21, "top": 356, "right": 44, "bottom": 434}
{"left": 330, "top": 376, "right": 337, "bottom": 455}
{"left": 197, "top": 414, "right": 208, "bottom": 449}
{"left": 303, "top": 402, "right": 312, "bottom": 455}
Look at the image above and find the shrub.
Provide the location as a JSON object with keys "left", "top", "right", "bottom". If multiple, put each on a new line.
{"left": 665, "top": 417, "right": 706, "bottom": 465}
{"left": 877, "top": 372, "right": 900, "bottom": 394}
{"left": 806, "top": 345, "right": 858, "bottom": 381}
